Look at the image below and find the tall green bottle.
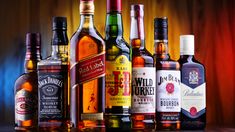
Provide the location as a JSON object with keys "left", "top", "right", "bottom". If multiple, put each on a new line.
{"left": 105, "top": 0, "right": 131, "bottom": 131}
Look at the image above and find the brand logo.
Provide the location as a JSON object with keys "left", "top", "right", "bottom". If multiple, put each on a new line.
{"left": 189, "top": 70, "right": 199, "bottom": 84}
{"left": 158, "top": 74, "right": 180, "bottom": 86}
{"left": 133, "top": 78, "right": 154, "bottom": 96}
{"left": 190, "top": 107, "right": 197, "bottom": 116}
{"left": 166, "top": 83, "right": 174, "bottom": 94}
{"left": 39, "top": 76, "right": 63, "bottom": 96}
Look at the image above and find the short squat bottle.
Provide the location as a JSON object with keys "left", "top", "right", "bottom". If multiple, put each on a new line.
{"left": 38, "top": 17, "right": 69, "bottom": 129}
{"left": 179, "top": 35, "right": 206, "bottom": 130}
{"left": 14, "top": 33, "right": 41, "bottom": 130}
{"left": 130, "top": 4, "right": 156, "bottom": 130}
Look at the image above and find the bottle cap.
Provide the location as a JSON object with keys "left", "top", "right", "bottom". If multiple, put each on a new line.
{"left": 180, "top": 35, "right": 195, "bottom": 55}
{"left": 80, "top": 0, "right": 94, "bottom": 14}
{"left": 26, "top": 33, "right": 41, "bottom": 48}
{"left": 107, "top": 0, "right": 122, "bottom": 13}
{"left": 53, "top": 17, "right": 67, "bottom": 30}
{"left": 154, "top": 17, "right": 168, "bottom": 40}
{"left": 130, "top": 4, "right": 144, "bottom": 17}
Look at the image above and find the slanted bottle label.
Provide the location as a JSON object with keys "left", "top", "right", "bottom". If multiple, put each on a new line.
{"left": 156, "top": 70, "right": 181, "bottom": 112}
{"left": 106, "top": 55, "right": 131, "bottom": 107}
{"left": 132, "top": 67, "right": 156, "bottom": 113}
{"left": 181, "top": 68, "right": 206, "bottom": 118}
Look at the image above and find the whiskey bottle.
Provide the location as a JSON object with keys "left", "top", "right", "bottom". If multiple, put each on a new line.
{"left": 154, "top": 17, "right": 181, "bottom": 130}
{"left": 130, "top": 4, "right": 155, "bottom": 130}
{"left": 179, "top": 35, "right": 206, "bottom": 130}
{"left": 105, "top": 0, "right": 131, "bottom": 131}
{"left": 14, "top": 33, "right": 41, "bottom": 130}
{"left": 38, "top": 17, "right": 69, "bottom": 129}
{"left": 70, "top": 0, "right": 105, "bottom": 129}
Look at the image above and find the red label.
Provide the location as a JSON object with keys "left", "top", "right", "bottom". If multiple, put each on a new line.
{"left": 71, "top": 53, "right": 105, "bottom": 85}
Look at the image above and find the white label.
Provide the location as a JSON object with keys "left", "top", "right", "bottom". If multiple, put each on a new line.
{"left": 181, "top": 83, "right": 206, "bottom": 116}
{"left": 132, "top": 67, "right": 156, "bottom": 113}
{"left": 156, "top": 70, "right": 181, "bottom": 112}
{"left": 15, "top": 89, "right": 34, "bottom": 121}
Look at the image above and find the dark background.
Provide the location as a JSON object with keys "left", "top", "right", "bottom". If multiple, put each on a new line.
{"left": 0, "top": 0, "right": 234, "bottom": 127}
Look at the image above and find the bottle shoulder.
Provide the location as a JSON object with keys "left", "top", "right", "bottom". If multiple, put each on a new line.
{"left": 179, "top": 57, "right": 205, "bottom": 70}
{"left": 132, "top": 48, "right": 154, "bottom": 65}
{"left": 14, "top": 72, "right": 38, "bottom": 92}
{"left": 156, "top": 59, "right": 180, "bottom": 70}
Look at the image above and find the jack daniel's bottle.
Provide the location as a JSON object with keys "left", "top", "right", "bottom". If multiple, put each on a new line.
{"left": 38, "top": 17, "right": 69, "bottom": 129}
{"left": 130, "top": 4, "right": 156, "bottom": 130}
{"left": 15, "top": 33, "right": 41, "bottom": 130}
{"left": 179, "top": 35, "right": 206, "bottom": 130}
{"left": 154, "top": 17, "right": 181, "bottom": 130}
{"left": 105, "top": 0, "right": 132, "bottom": 131}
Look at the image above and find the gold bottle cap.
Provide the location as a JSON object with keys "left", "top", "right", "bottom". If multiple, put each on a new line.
{"left": 80, "top": 0, "right": 94, "bottom": 15}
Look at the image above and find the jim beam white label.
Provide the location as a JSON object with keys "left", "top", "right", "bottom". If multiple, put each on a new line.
{"left": 15, "top": 89, "right": 34, "bottom": 121}
{"left": 132, "top": 67, "right": 156, "bottom": 113}
{"left": 156, "top": 70, "right": 181, "bottom": 112}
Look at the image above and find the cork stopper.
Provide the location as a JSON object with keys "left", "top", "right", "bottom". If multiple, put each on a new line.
{"left": 80, "top": 0, "right": 94, "bottom": 15}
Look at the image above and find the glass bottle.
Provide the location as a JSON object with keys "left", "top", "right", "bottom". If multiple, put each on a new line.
{"left": 14, "top": 33, "right": 41, "bottom": 130}
{"left": 130, "top": 4, "right": 155, "bottom": 130}
{"left": 105, "top": 0, "right": 131, "bottom": 131}
{"left": 38, "top": 17, "right": 69, "bottom": 129}
{"left": 179, "top": 35, "right": 206, "bottom": 130}
{"left": 154, "top": 17, "right": 181, "bottom": 130}
{"left": 70, "top": 0, "right": 105, "bottom": 129}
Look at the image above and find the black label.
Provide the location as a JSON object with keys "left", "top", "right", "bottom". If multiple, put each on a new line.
{"left": 38, "top": 72, "right": 65, "bottom": 120}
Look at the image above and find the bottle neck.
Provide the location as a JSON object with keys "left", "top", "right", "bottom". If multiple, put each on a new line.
{"left": 51, "top": 30, "right": 68, "bottom": 58}
{"left": 24, "top": 46, "right": 41, "bottom": 73}
{"left": 79, "top": 15, "right": 94, "bottom": 30}
{"left": 130, "top": 15, "right": 144, "bottom": 48}
{"left": 105, "top": 12, "right": 123, "bottom": 39}
{"left": 180, "top": 54, "right": 194, "bottom": 61}
{"left": 155, "top": 39, "right": 169, "bottom": 60}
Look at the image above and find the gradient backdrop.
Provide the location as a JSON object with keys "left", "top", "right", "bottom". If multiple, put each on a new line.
{"left": 0, "top": 0, "right": 234, "bottom": 127}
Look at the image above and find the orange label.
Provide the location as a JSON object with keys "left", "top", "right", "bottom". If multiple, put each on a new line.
{"left": 106, "top": 55, "right": 131, "bottom": 107}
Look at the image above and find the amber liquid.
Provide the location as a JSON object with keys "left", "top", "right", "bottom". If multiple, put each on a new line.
{"left": 70, "top": 23, "right": 105, "bottom": 129}
{"left": 155, "top": 41, "right": 181, "bottom": 130}
{"left": 131, "top": 39, "right": 155, "bottom": 130}
{"left": 38, "top": 65, "right": 69, "bottom": 130}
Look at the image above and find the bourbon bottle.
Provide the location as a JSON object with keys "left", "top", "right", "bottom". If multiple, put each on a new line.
{"left": 38, "top": 17, "right": 69, "bottom": 129}
{"left": 14, "top": 33, "right": 41, "bottom": 130}
{"left": 179, "top": 35, "right": 206, "bottom": 130}
{"left": 130, "top": 4, "right": 155, "bottom": 130}
{"left": 105, "top": 0, "right": 131, "bottom": 131}
{"left": 70, "top": 0, "right": 105, "bottom": 129}
{"left": 154, "top": 17, "right": 181, "bottom": 130}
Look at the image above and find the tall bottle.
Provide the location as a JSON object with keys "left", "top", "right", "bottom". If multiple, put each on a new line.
{"left": 154, "top": 17, "right": 181, "bottom": 130}
{"left": 70, "top": 0, "right": 105, "bottom": 129}
{"left": 179, "top": 35, "right": 206, "bottom": 130}
{"left": 130, "top": 4, "right": 155, "bottom": 130}
{"left": 105, "top": 0, "right": 131, "bottom": 131}
{"left": 14, "top": 33, "right": 41, "bottom": 130}
{"left": 38, "top": 17, "right": 69, "bottom": 129}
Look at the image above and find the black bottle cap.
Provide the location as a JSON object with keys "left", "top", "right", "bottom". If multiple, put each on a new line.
{"left": 26, "top": 33, "right": 41, "bottom": 47}
{"left": 154, "top": 17, "right": 168, "bottom": 40}
{"left": 52, "top": 17, "right": 67, "bottom": 30}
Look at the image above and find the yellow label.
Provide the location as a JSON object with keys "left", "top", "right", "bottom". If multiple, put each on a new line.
{"left": 106, "top": 55, "right": 131, "bottom": 107}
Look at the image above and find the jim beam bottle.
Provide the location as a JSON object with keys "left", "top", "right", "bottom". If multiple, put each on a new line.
{"left": 70, "top": 0, "right": 105, "bottom": 129}
{"left": 38, "top": 17, "right": 69, "bottom": 129}
{"left": 105, "top": 0, "right": 131, "bottom": 131}
{"left": 14, "top": 33, "right": 41, "bottom": 130}
{"left": 130, "top": 4, "right": 156, "bottom": 130}
{"left": 179, "top": 35, "right": 206, "bottom": 130}
{"left": 154, "top": 17, "right": 181, "bottom": 130}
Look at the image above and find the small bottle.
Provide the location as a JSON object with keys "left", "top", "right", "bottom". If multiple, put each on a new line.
{"left": 38, "top": 17, "right": 69, "bottom": 129}
{"left": 105, "top": 0, "right": 132, "bottom": 131}
{"left": 130, "top": 4, "right": 156, "bottom": 130}
{"left": 14, "top": 33, "right": 42, "bottom": 130}
{"left": 70, "top": 0, "right": 105, "bottom": 129}
{"left": 179, "top": 35, "right": 206, "bottom": 130}
{"left": 154, "top": 17, "right": 181, "bottom": 130}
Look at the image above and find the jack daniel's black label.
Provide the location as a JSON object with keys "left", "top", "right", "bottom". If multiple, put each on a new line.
{"left": 38, "top": 72, "right": 65, "bottom": 120}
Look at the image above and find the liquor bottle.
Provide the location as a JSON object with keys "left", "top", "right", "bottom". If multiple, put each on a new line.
{"left": 70, "top": 0, "right": 105, "bottom": 129}
{"left": 130, "top": 4, "right": 155, "bottom": 130}
{"left": 179, "top": 35, "right": 206, "bottom": 130}
{"left": 105, "top": 0, "right": 131, "bottom": 131}
{"left": 154, "top": 17, "right": 181, "bottom": 130}
{"left": 38, "top": 17, "right": 69, "bottom": 129}
{"left": 14, "top": 33, "right": 41, "bottom": 130}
